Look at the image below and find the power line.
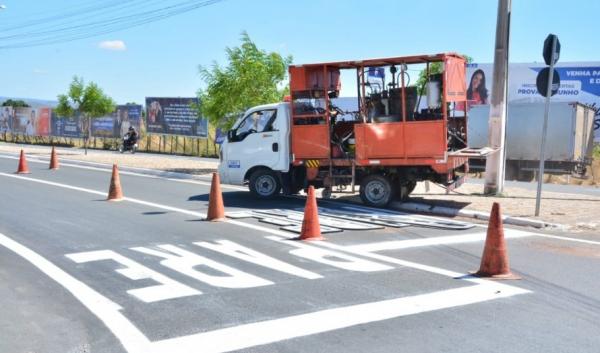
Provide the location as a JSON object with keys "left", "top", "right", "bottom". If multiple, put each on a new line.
{"left": 0, "top": 0, "right": 129, "bottom": 31}
{"left": 0, "top": 0, "right": 226, "bottom": 49}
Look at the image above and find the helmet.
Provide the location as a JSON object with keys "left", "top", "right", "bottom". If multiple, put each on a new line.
{"left": 128, "top": 126, "right": 134, "bottom": 131}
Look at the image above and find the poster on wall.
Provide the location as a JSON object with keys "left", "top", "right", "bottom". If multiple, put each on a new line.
{"left": 51, "top": 111, "right": 82, "bottom": 138}
{"left": 91, "top": 104, "right": 143, "bottom": 138}
{"left": 466, "top": 62, "right": 600, "bottom": 141}
{"left": 0, "top": 106, "right": 51, "bottom": 136}
{"left": 145, "top": 97, "right": 208, "bottom": 137}
{"left": 0, "top": 106, "right": 14, "bottom": 133}
{"left": 12, "top": 107, "right": 33, "bottom": 135}
{"left": 35, "top": 107, "right": 51, "bottom": 136}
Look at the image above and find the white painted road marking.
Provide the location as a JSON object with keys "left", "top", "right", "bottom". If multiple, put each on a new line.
{"left": 130, "top": 244, "right": 273, "bottom": 289}
{"left": 0, "top": 231, "right": 530, "bottom": 353}
{"left": 66, "top": 250, "right": 201, "bottom": 302}
{"left": 0, "top": 153, "right": 246, "bottom": 191}
{"left": 346, "top": 229, "right": 535, "bottom": 253}
{"left": 193, "top": 240, "right": 323, "bottom": 280}
{"left": 1, "top": 171, "right": 597, "bottom": 249}
{"left": 0, "top": 232, "right": 151, "bottom": 353}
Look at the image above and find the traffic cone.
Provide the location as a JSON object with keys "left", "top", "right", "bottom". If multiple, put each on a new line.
{"left": 298, "top": 186, "right": 324, "bottom": 241}
{"left": 474, "top": 202, "right": 519, "bottom": 279}
{"left": 206, "top": 172, "right": 225, "bottom": 221}
{"left": 49, "top": 146, "right": 59, "bottom": 170}
{"left": 107, "top": 164, "right": 124, "bottom": 201}
{"left": 16, "top": 149, "right": 30, "bottom": 174}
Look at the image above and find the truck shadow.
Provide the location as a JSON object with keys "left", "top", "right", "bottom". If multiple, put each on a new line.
{"left": 187, "top": 191, "right": 306, "bottom": 210}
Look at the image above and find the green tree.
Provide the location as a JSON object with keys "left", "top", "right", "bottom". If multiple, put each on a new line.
{"left": 415, "top": 55, "right": 473, "bottom": 95}
{"left": 55, "top": 76, "right": 115, "bottom": 155}
{"left": 1, "top": 99, "right": 30, "bottom": 107}
{"left": 198, "top": 31, "right": 292, "bottom": 129}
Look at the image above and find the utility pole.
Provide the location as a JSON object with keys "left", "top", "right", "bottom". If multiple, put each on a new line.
{"left": 484, "top": 0, "right": 511, "bottom": 195}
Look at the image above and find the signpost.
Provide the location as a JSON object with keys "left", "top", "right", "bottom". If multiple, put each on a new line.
{"left": 535, "top": 34, "right": 561, "bottom": 217}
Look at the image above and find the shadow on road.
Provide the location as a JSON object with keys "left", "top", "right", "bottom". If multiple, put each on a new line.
{"left": 187, "top": 191, "right": 306, "bottom": 210}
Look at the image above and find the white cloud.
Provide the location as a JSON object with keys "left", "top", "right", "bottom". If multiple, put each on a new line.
{"left": 98, "top": 40, "right": 127, "bottom": 51}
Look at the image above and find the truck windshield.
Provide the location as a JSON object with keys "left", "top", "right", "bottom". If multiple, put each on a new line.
{"left": 236, "top": 109, "right": 277, "bottom": 136}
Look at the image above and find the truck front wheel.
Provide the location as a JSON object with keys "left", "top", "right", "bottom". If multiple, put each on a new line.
{"left": 360, "top": 174, "right": 394, "bottom": 207}
{"left": 249, "top": 169, "right": 281, "bottom": 199}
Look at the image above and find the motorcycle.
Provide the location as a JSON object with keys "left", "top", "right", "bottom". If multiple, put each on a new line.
{"left": 119, "top": 134, "right": 138, "bottom": 154}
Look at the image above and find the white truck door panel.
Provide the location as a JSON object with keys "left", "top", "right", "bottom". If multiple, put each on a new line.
{"left": 221, "top": 105, "right": 286, "bottom": 185}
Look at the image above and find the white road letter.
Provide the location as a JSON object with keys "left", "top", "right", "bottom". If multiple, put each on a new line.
{"left": 194, "top": 240, "right": 322, "bottom": 280}
{"left": 66, "top": 250, "right": 200, "bottom": 303}
{"left": 266, "top": 236, "right": 392, "bottom": 272}
{"left": 131, "top": 244, "right": 272, "bottom": 288}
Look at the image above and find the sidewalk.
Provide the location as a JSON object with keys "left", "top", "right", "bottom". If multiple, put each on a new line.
{"left": 401, "top": 182, "right": 599, "bottom": 231}
{"left": 2, "top": 142, "right": 598, "bottom": 232}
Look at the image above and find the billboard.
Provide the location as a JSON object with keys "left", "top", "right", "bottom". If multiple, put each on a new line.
{"left": 51, "top": 111, "right": 82, "bottom": 138}
{"left": 466, "top": 62, "right": 600, "bottom": 141}
{"left": 9, "top": 107, "right": 51, "bottom": 136}
{"left": 0, "top": 106, "right": 14, "bottom": 133}
{"left": 36, "top": 107, "right": 51, "bottom": 136}
{"left": 145, "top": 97, "right": 208, "bottom": 137}
{"left": 0, "top": 106, "right": 50, "bottom": 136}
{"left": 91, "top": 105, "right": 143, "bottom": 138}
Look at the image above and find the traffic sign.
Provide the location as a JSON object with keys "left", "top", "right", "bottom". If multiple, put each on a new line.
{"left": 543, "top": 34, "right": 561, "bottom": 66}
{"left": 536, "top": 67, "right": 560, "bottom": 97}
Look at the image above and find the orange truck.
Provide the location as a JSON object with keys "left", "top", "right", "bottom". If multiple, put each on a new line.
{"left": 218, "top": 53, "right": 476, "bottom": 207}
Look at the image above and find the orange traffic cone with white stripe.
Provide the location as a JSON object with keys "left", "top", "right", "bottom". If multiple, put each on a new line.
{"left": 16, "top": 149, "right": 30, "bottom": 174}
{"left": 107, "top": 164, "right": 124, "bottom": 201}
{"left": 474, "top": 202, "right": 519, "bottom": 279}
{"left": 298, "top": 185, "right": 324, "bottom": 241}
{"left": 49, "top": 146, "right": 59, "bottom": 170}
{"left": 206, "top": 172, "right": 225, "bottom": 221}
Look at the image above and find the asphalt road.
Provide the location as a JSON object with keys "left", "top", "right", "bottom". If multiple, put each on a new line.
{"left": 0, "top": 152, "right": 599, "bottom": 353}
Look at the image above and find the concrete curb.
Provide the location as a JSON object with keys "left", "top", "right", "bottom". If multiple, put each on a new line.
{"left": 390, "top": 201, "right": 565, "bottom": 230}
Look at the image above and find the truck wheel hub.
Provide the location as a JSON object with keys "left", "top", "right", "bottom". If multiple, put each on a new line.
{"left": 366, "top": 181, "right": 386, "bottom": 201}
{"left": 257, "top": 175, "right": 275, "bottom": 195}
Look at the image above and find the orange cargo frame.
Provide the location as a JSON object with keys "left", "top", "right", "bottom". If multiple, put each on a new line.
{"left": 289, "top": 53, "right": 467, "bottom": 174}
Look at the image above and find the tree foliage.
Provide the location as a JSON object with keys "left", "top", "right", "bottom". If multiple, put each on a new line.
{"left": 415, "top": 54, "right": 473, "bottom": 95}
{"left": 198, "top": 32, "right": 292, "bottom": 129}
{"left": 1, "top": 99, "right": 30, "bottom": 107}
{"left": 55, "top": 76, "right": 115, "bottom": 120}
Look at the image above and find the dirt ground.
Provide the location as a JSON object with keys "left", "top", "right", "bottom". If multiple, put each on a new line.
{"left": 2, "top": 142, "right": 598, "bottom": 232}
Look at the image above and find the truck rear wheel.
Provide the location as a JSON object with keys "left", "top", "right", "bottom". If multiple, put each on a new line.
{"left": 360, "top": 174, "right": 394, "bottom": 207}
{"left": 249, "top": 169, "right": 281, "bottom": 199}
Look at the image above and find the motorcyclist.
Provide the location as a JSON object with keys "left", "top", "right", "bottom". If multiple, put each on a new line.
{"left": 124, "top": 126, "right": 138, "bottom": 147}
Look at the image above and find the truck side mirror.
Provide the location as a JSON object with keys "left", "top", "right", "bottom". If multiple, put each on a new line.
{"left": 227, "top": 130, "right": 235, "bottom": 142}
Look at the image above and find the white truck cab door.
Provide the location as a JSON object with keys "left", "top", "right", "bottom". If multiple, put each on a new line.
{"left": 220, "top": 106, "right": 288, "bottom": 185}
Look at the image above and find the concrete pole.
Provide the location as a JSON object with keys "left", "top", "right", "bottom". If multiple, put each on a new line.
{"left": 484, "top": 0, "right": 512, "bottom": 195}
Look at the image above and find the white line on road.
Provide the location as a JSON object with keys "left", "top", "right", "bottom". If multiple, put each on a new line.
{"left": 345, "top": 229, "right": 535, "bottom": 253}
{"left": 0, "top": 232, "right": 150, "bottom": 353}
{"left": 0, "top": 230, "right": 529, "bottom": 353}
{"left": 0, "top": 154, "right": 246, "bottom": 191}
{"left": 0, "top": 171, "right": 536, "bottom": 352}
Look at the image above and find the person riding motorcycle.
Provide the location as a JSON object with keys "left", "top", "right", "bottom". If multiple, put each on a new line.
{"left": 124, "top": 126, "right": 138, "bottom": 148}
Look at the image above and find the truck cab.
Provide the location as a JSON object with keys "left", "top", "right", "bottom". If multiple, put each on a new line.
{"left": 218, "top": 102, "right": 291, "bottom": 197}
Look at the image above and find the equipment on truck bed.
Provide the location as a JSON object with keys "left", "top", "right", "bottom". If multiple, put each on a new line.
{"left": 219, "top": 53, "right": 484, "bottom": 207}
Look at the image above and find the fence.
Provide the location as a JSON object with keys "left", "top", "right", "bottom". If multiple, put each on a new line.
{"left": 0, "top": 131, "right": 219, "bottom": 158}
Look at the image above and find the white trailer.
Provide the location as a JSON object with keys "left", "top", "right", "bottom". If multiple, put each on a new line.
{"left": 467, "top": 102, "right": 596, "bottom": 180}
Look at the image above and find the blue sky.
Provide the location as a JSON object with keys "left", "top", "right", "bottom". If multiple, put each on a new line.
{"left": 0, "top": 0, "right": 599, "bottom": 104}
